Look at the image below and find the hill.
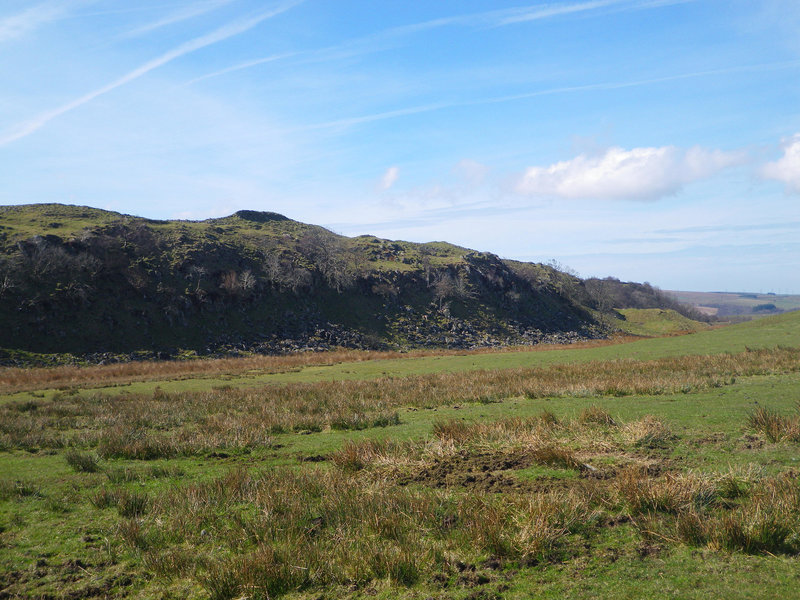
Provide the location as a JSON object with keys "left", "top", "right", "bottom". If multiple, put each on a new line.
{"left": 611, "top": 308, "right": 712, "bottom": 337}
{"left": 0, "top": 203, "right": 701, "bottom": 362}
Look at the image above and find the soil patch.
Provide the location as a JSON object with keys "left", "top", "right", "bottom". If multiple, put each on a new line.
{"left": 396, "top": 449, "right": 581, "bottom": 492}
{"left": 394, "top": 448, "right": 667, "bottom": 492}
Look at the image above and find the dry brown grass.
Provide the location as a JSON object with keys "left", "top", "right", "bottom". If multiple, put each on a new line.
{"left": 1, "top": 347, "right": 797, "bottom": 457}
{"left": 747, "top": 405, "right": 800, "bottom": 442}
{"left": 0, "top": 336, "right": 638, "bottom": 395}
{"left": 330, "top": 413, "right": 669, "bottom": 480}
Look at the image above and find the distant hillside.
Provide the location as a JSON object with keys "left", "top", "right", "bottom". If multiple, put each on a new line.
{"left": 0, "top": 204, "right": 701, "bottom": 363}
{"left": 666, "top": 290, "right": 800, "bottom": 317}
{"left": 577, "top": 277, "right": 712, "bottom": 322}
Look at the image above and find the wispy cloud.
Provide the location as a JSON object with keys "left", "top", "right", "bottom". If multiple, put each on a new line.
{"left": 516, "top": 145, "right": 743, "bottom": 200}
{"left": 761, "top": 134, "right": 800, "bottom": 193}
{"left": 0, "top": 0, "right": 92, "bottom": 43}
{"left": 122, "top": 0, "right": 238, "bottom": 39}
{"left": 301, "top": 59, "right": 800, "bottom": 133}
{"left": 0, "top": 1, "right": 303, "bottom": 147}
{"left": 454, "top": 159, "right": 489, "bottom": 185}
{"left": 186, "top": 0, "right": 692, "bottom": 84}
{"left": 185, "top": 52, "right": 297, "bottom": 85}
{"left": 378, "top": 166, "right": 399, "bottom": 191}
{"left": 496, "top": 0, "right": 632, "bottom": 26}
{"left": 303, "top": 102, "right": 451, "bottom": 132}
{"left": 655, "top": 221, "right": 800, "bottom": 235}
{"left": 499, "top": 0, "right": 700, "bottom": 25}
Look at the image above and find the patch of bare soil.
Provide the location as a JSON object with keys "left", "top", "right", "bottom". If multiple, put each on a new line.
{"left": 0, "top": 558, "right": 134, "bottom": 600}
{"left": 739, "top": 434, "right": 765, "bottom": 450}
{"left": 396, "top": 449, "right": 608, "bottom": 492}
{"left": 691, "top": 432, "right": 728, "bottom": 447}
{"left": 394, "top": 448, "right": 671, "bottom": 493}
{"left": 396, "top": 449, "right": 540, "bottom": 491}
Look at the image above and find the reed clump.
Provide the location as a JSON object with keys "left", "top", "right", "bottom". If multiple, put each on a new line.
{"left": 64, "top": 449, "right": 100, "bottom": 473}
{"left": 330, "top": 413, "right": 670, "bottom": 481}
{"left": 747, "top": 405, "right": 800, "bottom": 442}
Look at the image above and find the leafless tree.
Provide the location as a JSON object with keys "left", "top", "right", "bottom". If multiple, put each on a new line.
{"left": 431, "top": 272, "right": 456, "bottom": 309}
{"left": 299, "top": 229, "right": 355, "bottom": 292}
{"left": 240, "top": 269, "right": 257, "bottom": 293}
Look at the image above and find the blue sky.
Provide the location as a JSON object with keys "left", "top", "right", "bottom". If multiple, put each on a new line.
{"left": 1, "top": 0, "right": 799, "bottom": 293}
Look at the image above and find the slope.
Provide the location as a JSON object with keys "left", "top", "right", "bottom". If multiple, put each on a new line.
{"left": 0, "top": 204, "right": 604, "bottom": 358}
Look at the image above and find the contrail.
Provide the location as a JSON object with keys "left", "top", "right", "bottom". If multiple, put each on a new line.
{"left": 0, "top": 1, "right": 304, "bottom": 146}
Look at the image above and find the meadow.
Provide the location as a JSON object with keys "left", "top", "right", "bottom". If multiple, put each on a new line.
{"left": 2, "top": 311, "right": 800, "bottom": 599}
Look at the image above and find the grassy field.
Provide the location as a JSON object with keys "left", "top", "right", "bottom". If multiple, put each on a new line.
{"left": 2, "top": 312, "right": 800, "bottom": 598}
{"left": 667, "top": 290, "right": 800, "bottom": 316}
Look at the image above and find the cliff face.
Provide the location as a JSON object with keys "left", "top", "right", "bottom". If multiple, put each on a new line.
{"left": 0, "top": 204, "right": 605, "bottom": 359}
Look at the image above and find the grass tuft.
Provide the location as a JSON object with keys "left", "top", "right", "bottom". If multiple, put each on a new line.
{"left": 578, "top": 405, "right": 616, "bottom": 426}
{"left": 747, "top": 406, "right": 800, "bottom": 442}
{"left": 64, "top": 449, "right": 100, "bottom": 473}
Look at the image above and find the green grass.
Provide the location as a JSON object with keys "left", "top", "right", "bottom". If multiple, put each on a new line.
{"left": 3, "top": 312, "right": 800, "bottom": 598}
{"left": 6, "top": 370, "right": 798, "bottom": 598}
{"left": 613, "top": 308, "right": 711, "bottom": 336}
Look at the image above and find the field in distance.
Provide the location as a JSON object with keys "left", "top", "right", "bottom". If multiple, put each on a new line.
{"left": 2, "top": 312, "right": 800, "bottom": 599}
{"left": 668, "top": 289, "right": 800, "bottom": 317}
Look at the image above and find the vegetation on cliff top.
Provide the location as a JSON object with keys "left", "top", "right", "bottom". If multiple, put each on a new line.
{"left": 0, "top": 204, "right": 703, "bottom": 361}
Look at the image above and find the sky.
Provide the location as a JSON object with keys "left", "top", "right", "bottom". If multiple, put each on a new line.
{"left": 1, "top": 0, "right": 799, "bottom": 293}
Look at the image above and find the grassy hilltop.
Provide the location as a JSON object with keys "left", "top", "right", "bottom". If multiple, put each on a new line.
{"left": 1, "top": 311, "right": 800, "bottom": 598}
{"left": 0, "top": 203, "right": 707, "bottom": 363}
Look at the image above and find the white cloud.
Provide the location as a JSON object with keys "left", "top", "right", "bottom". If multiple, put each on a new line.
{"left": 516, "top": 145, "right": 742, "bottom": 200}
{"left": 379, "top": 166, "right": 400, "bottom": 190}
{"left": 761, "top": 134, "right": 800, "bottom": 193}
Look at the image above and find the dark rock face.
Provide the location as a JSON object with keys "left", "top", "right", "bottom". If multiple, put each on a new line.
{"left": 0, "top": 203, "right": 613, "bottom": 363}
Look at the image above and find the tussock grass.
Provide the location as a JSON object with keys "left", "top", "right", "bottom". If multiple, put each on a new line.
{"left": 64, "top": 449, "right": 100, "bottom": 473}
{"left": 0, "top": 479, "right": 42, "bottom": 500}
{"left": 331, "top": 413, "right": 669, "bottom": 479}
{"left": 92, "top": 487, "right": 149, "bottom": 518}
{"left": 113, "top": 457, "right": 800, "bottom": 599}
{"left": 105, "top": 464, "right": 185, "bottom": 483}
{"left": 666, "top": 473, "right": 800, "bottom": 555}
{"left": 0, "top": 338, "right": 632, "bottom": 395}
{"left": 2, "top": 347, "right": 796, "bottom": 456}
{"left": 616, "top": 469, "right": 718, "bottom": 514}
{"left": 127, "top": 468, "right": 598, "bottom": 598}
{"left": 747, "top": 405, "right": 800, "bottom": 442}
{"left": 579, "top": 405, "right": 616, "bottom": 426}
{"left": 622, "top": 415, "right": 676, "bottom": 448}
